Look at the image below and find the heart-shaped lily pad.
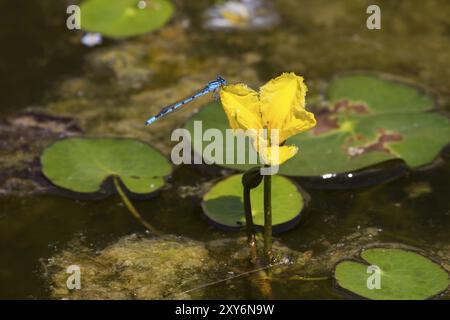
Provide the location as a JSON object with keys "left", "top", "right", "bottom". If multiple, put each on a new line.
{"left": 184, "top": 74, "right": 450, "bottom": 178}
{"left": 41, "top": 138, "right": 172, "bottom": 194}
{"left": 334, "top": 248, "right": 449, "bottom": 300}
{"left": 202, "top": 174, "right": 304, "bottom": 232}
{"left": 80, "top": 0, "right": 174, "bottom": 38}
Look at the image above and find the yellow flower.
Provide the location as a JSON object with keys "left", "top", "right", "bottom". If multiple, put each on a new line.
{"left": 220, "top": 72, "right": 316, "bottom": 166}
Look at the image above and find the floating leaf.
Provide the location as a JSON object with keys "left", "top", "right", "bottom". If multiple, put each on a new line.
{"left": 327, "top": 75, "right": 434, "bottom": 114}
{"left": 184, "top": 74, "right": 450, "bottom": 178}
{"left": 80, "top": 0, "right": 174, "bottom": 38}
{"left": 41, "top": 138, "right": 172, "bottom": 194}
{"left": 184, "top": 101, "right": 256, "bottom": 172}
{"left": 334, "top": 248, "right": 449, "bottom": 300}
{"left": 202, "top": 174, "right": 304, "bottom": 231}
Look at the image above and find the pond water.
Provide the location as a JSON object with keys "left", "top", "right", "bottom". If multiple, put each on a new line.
{"left": 0, "top": 0, "right": 449, "bottom": 299}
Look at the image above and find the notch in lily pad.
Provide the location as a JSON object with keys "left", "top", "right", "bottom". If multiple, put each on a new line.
{"left": 202, "top": 174, "right": 305, "bottom": 233}
{"left": 334, "top": 248, "right": 449, "bottom": 300}
{"left": 41, "top": 137, "right": 172, "bottom": 233}
{"left": 80, "top": 0, "right": 174, "bottom": 38}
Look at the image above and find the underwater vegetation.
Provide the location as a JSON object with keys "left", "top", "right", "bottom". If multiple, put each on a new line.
{"left": 44, "top": 231, "right": 449, "bottom": 299}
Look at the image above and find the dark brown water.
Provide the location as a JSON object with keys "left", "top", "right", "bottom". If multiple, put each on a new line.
{"left": 0, "top": 0, "right": 449, "bottom": 299}
{"left": 0, "top": 0, "right": 88, "bottom": 115}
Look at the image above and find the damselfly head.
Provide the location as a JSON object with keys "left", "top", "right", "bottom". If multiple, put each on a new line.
{"left": 216, "top": 76, "right": 227, "bottom": 85}
{"left": 207, "top": 76, "right": 227, "bottom": 90}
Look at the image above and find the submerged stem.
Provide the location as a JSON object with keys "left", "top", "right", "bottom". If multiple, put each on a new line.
{"left": 263, "top": 171, "right": 273, "bottom": 264}
{"left": 252, "top": 271, "right": 274, "bottom": 299}
{"left": 243, "top": 187, "right": 258, "bottom": 264}
{"left": 113, "top": 176, "right": 160, "bottom": 235}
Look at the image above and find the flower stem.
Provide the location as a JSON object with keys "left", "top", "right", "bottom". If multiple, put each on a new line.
{"left": 243, "top": 187, "right": 258, "bottom": 264}
{"left": 113, "top": 176, "right": 160, "bottom": 235}
{"left": 263, "top": 171, "right": 273, "bottom": 264}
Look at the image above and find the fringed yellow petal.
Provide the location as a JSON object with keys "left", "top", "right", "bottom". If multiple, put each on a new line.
{"left": 260, "top": 72, "right": 307, "bottom": 130}
{"left": 219, "top": 73, "right": 315, "bottom": 166}
{"left": 253, "top": 138, "right": 299, "bottom": 166}
{"left": 276, "top": 145, "right": 299, "bottom": 165}
{"left": 280, "top": 109, "right": 317, "bottom": 142}
{"left": 220, "top": 84, "right": 262, "bottom": 131}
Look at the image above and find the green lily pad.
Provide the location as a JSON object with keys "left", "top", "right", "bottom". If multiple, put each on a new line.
{"left": 327, "top": 75, "right": 434, "bottom": 114}
{"left": 334, "top": 248, "right": 449, "bottom": 300}
{"left": 184, "top": 74, "right": 450, "bottom": 178}
{"left": 184, "top": 101, "right": 257, "bottom": 172}
{"left": 202, "top": 174, "right": 304, "bottom": 231}
{"left": 80, "top": 0, "right": 174, "bottom": 38}
{"left": 41, "top": 138, "right": 172, "bottom": 194}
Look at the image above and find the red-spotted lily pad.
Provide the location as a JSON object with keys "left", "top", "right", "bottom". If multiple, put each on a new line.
{"left": 184, "top": 74, "right": 450, "bottom": 179}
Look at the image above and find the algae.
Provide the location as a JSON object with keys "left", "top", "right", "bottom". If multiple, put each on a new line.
{"left": 44, "top": 227, "right": 448, "bottom": 300}
{"left": 47, "top": 234, "right": 217, "bottom": 299}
